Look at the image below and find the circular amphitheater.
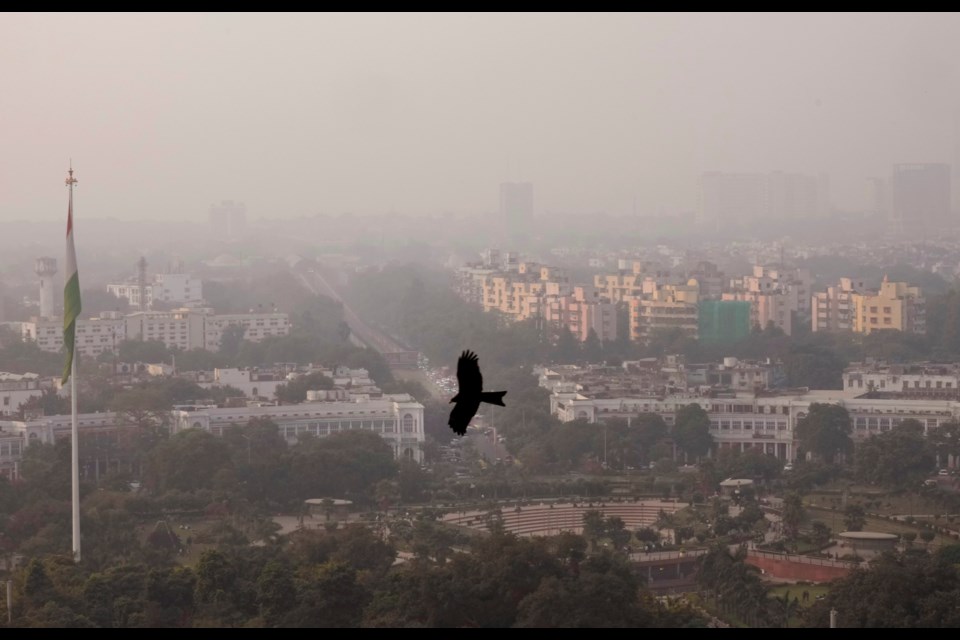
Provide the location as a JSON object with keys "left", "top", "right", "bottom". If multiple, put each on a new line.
{"left": 441, "top": 500, "right": 688, "bottom": 537}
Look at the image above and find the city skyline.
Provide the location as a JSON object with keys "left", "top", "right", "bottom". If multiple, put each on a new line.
{"left": 4, "top": 13, "right": 960, "bottom": 222}
{"left": 5, "top": 13, "right": 960, "bottom": 630}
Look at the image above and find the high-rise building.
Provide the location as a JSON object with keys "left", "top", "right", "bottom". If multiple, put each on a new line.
{"left": 721, "top": 289, "right": 793, "bottom": 335}
{"left": 543, "top": 286, "right": 618, "bottom": 342}
{"left": 698, "top": 172, "right": 766, "bottom": 227}
{"left": 20, "top": 308, "right": 290, "bottom": 356}
{"left": 108, "top": 272, "right": 204, "bottom": 309}
{"left": 499, "top": 182, "right": 533, "bottom": 242}
{"left": 698, "top": 171, "right": 829, "bottom": 227}
{"left": 851, "top": 278, "right": 925, "bottom": 335}
{"left": 629, "top": 283, "right": 700, "bottom": 344}
{"left": 767, "top": 171, "right": 825, "bottom": 219}
{"left": 209, "top": 200, "right": 248, "bottom": 239}
{"left": 34, "top": 257, "right": 57, "bottom": 320}
{"left": 687, "top": 261, "right": 726, "bottom": 299}
{"left": 891, "top": 163, "right": 951, "bottom": 229}
{"left": 868, "top": 177, "right": 889, "bottom": 219}
{"left": 698, "top": 300, "right": 751, "bottom": 345}
{"left": 812, "top": 277, "right": 868, "bottom": 333}
{"left": 742, "top": 265, "right": 812, "bottom": 315}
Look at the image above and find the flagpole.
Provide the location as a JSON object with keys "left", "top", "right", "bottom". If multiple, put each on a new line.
{"left": 66, "top": 164, "right": 80, "bottom": 563}
{"left": 71, "top": 352, "right": 79, "bottom": 562}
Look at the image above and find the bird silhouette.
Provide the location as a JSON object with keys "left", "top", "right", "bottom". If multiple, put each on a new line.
{"left": 448, "top": 350, "right": 507, "bottom": 436}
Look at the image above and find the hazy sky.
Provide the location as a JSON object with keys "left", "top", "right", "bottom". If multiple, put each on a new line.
{"left": 3, "top": 12, "right": 960, "bottom": 222}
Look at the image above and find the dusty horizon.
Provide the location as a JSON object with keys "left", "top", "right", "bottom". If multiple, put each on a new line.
{"left": 3, "top": 12, "right": 960, "bottom": 222}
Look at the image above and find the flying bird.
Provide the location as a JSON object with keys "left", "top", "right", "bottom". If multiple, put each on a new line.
{"left": 448, "top": 350, "right": 507, "bottom": 436}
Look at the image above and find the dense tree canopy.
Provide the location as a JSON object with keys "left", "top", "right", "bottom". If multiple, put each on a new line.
{"left": 145, "top": 429, "right": 233, "bottom": 493}
{"left": 854, "top": 419, "right": 936, "bottom": 489}
{"left": 672, "top": 404, "right": 713, "bottom": 461}
{"left": 795, "top": 403, "right": 853, "bottom": 463}
{"left": 804, "top": 552, "right": 960, "bottom": 628}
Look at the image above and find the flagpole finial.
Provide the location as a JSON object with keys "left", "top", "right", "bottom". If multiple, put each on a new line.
{"left": 66, "top": 164, "right": 77, "bottom": 188}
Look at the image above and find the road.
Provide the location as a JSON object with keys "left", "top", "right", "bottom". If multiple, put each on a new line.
{"left": 395, "top": 368, "right": 451, "bottom": 400}
{"left": 468, "top": 427, "right": 510, "bottom": 463}
{"left": 295, "top": 266, "right": 415, "bottom": 356}
{"left": 293, "top": 264, "right": 474, "bottom": 399}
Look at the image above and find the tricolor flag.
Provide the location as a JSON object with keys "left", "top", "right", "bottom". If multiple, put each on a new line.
{"left": 62, "top": 192, "right": 81, "bottom": 384}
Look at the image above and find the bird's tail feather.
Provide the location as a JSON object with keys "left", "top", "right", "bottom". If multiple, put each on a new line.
{"left": 480, "top": 391, "right": 507, "bottom": 406}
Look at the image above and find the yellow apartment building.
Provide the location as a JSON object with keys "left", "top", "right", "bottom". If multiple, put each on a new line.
{"left": 852, "top": 278, "right": 925, "bottom": 335}
{"left": 629, "top": 282, "right": 700, "bottom": 344}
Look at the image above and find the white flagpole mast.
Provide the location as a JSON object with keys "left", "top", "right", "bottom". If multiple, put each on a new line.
{"left": 71, "top": 350, "right": 79, "bottom": 562}
{"left": 66, "top": 164, "right": 80, "bottom": 563}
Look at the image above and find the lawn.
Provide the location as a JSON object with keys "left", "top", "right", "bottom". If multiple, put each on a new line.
{"left": 805, "top": 505, "right": 957, "bottom": 548}
{"left": 767, "top": 583, "right": 831, "bottom": 627}
{"left": 767, "top": 583, "right": 830, "bottom": 608}
{"left": 806, "top": 488, "right": 960, "bottom": 521}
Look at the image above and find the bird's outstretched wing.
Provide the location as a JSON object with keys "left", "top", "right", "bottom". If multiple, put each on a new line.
{"left": 457, "top": 350, "right": 482, "bottom": 393}
{"left": 448, "top": 400, "right": 476, "bottom": 436}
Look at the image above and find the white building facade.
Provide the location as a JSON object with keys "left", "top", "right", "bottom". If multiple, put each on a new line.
{"left": 0, "top": 394, "right": 426, "bottom": 479}
{"left": 0, "top": 373, "right": 62, "bottom": 418}
{"left": 203, "top": 312, "right": 290, "bottom": 351}
{"left": 20, "top": 315, "right": 127, "bottom": 357}
{"left": 198, "top": 367, "right": 287, "bottom": 399}
{"left": 844, "top": 362, "right": 960, "bottom": 397}
{"left": 546, "top": 385, "right": 960, "bottom": 463}
{"left": 171, "top": 395, "right": 425, "bottom": 462}
{"left": 20, "top": 309, "right": 290, "bottom": 355}
{"left": 108, "top": 273, "right": 204, "bottom": 309}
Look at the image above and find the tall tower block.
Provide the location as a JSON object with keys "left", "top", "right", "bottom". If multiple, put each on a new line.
{"left": 35, "top": 257, "right": 58, "bottom": 319}
{"left": 137, "top": 256, "right": 149, "bottom": 312}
